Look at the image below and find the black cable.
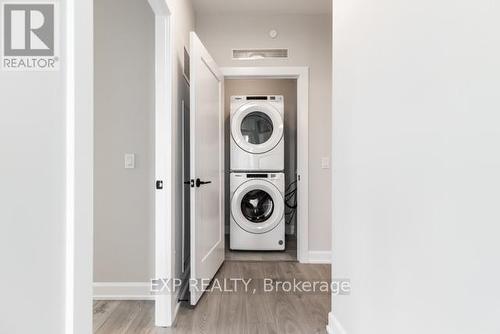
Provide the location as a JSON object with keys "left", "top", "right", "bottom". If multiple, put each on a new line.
{"left": 284, "top": 179, "right": 298, "bottom": 223}
{"left": 285, "top": 189, "right": 297, "bottom": 209}
{"left": 284, "top": 180, "right": 297, "bottom": 194}
{"left": 286, "top": 209, "right": 296, "bottom": 225}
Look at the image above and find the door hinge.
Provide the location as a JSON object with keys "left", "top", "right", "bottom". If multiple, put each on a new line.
{"left": 156, "top": 180, "right": 163, "bottom": 189}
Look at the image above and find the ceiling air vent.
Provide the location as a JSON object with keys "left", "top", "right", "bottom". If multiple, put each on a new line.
{"left": 232, "top": 48, "right": 289, "bottom": 60}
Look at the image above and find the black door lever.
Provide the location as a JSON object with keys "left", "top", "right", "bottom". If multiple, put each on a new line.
{"left": 195, "top": 178, "right": 212, "bottom": 187}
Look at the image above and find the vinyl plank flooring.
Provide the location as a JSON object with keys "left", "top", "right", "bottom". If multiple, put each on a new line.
{"left": 93, "top": 261, "right": 330, "bottom": 334}
{"left": 94, "top": 300, "right": 147, "bottom": 334}
{"left": 125, "top": 301, "right": 156, "bottom": 334}
{"left": 93, "top": 300, "right": 120, "bottom": 332}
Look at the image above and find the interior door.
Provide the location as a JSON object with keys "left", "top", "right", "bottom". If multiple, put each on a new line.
{"left": 189, "top": 32, "right": 224, "bottom": 306}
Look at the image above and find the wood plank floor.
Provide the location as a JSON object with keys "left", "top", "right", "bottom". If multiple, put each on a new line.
{"left": 94, "top": 261, "right": 330, "bottom": 334}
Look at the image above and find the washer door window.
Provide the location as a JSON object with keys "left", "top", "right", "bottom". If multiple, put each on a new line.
{"left": 231, "top": 179, "right": 284, "bottom": 234}
{"left": 231, "top": 102, "right": 283, "bottom": 154}
{"left": 240, "top": 189, "right": 274, "bottom": 223}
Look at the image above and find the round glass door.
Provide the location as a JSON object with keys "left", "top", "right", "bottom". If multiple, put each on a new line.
{"left": 240, "top": 189, "right": 274, "bottom": 223}
{"left": 240, "top": 112, "right": 274, "bottom": 145}
{"left": 231, "top": 102, "right": 283, "bottom": 154}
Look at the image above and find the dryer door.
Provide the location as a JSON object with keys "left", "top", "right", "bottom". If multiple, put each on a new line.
{"left": 231, "top": 102, "right": 284, "bottom": 154}
{"left": 231, "top": 179, "right": 284, "bottom": 234}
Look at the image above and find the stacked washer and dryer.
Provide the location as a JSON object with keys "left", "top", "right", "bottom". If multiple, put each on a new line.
{"left": 230, "top": 95, "right": 286, "bottom": 251}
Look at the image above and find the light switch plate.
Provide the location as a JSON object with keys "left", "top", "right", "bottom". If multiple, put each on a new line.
{"left": 321, "top": 157, "right": 330, "bottom": 169}
{"left": 124, "top": 153, "right": 135, "bottom": 169}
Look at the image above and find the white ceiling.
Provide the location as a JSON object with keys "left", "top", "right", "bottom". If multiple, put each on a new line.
{"left": 192, "top": 0, "right": 332, "bottom": 15}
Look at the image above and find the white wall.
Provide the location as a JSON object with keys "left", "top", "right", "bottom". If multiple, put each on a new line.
{"left": 196, "top": 13, "right": 332, "bottom": 252}
{"left": 331, "top": 0, "right": 500, "bottom": 333}
{"left": 93, "top": 0, "right": 155, "bottom": 283}
{"left": 0, "top": 1, "right": 66, "bottom": 332}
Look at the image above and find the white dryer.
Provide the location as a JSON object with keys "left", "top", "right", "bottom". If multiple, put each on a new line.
{"left": 230, "top": 172, "right": 285, "bottom": 251}
{"left": 230, "top": 95, "right": 284, "bottom": 171}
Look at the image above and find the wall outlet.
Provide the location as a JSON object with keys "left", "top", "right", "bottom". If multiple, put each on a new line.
{"left": 321, "top": 157, "right": 330, "bottom": 169}
{"left": 124, "top": 153, "right": 135, "bottom": 169}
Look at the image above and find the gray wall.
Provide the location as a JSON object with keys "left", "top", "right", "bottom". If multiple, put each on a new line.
{"left": 93, "top": 0, "right": 195, "bottom": 297}
{"left": 196, "top": 13, "right": 332, "bottom": 252}
{"left": 94, "top": 0, "right": 155, "bottom": 282}
{"left": 332, "top": 0, "right": 500, "bottom": 333}
{"left": 224, "top": 79, "right": 297, "bottom": 235}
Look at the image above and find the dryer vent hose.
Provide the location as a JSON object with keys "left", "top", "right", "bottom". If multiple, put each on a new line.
{"left": 285, "top": 180, "right": 297, "bottom": 224}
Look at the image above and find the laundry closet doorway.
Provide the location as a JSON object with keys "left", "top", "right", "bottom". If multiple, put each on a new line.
{"left": 182, "top": 66, "right": 309, "bottom": 275}
{"left": 222, "top": 67, "right": 309, "bottom": 263}
{"left": 225, "top": 79, "right": 298, "bottom": 260}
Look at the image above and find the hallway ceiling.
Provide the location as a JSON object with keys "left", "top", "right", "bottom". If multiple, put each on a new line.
{"left": 192, "top": 0, "right": 332, "bottom": 15}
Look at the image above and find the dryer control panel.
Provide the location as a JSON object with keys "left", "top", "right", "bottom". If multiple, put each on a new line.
{"left": 232, "top": 173, "right": 280, "bottom": 179}
{"left": 231, "top": 95, "right": 283, "bottom": 102}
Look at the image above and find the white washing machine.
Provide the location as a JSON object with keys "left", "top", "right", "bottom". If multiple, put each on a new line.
{"left": 230, "top": 172, "right": 285, "bottom": 251}
{"left": 230, "top": 95, "right": 284, "bottom": 171}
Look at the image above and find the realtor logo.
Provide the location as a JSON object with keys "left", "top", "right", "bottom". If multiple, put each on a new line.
{"left": 2, "top": 3, "right": 59, "bottom": 71}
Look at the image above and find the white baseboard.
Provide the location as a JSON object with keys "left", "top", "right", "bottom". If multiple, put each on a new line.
{"left": 327, "top": 312, "right": 347, "bottom": 334}
{"left": 308, "top": 250, "right": 332, "bottom": 264}
{"left": 93, "top": 282, "right": 154, "bottom": 300}
{"left": 326, "top": 312, "right": 334, "bottom": 334}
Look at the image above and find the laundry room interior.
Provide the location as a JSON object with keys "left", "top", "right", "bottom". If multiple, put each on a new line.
{"left": 223, "top": 79, "right": 298, "bottom": 261}
{"left": 92, "top": 0, "right": 332, "bottom": 325}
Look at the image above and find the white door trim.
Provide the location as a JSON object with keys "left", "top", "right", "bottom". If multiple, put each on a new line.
{"left": 221, "top": 66, "right": 310, "bottom": 263}
{"left": 65, "top": 0, "right": 93, "bottom": 332}
{"left": 147, "top": 0, "right": 174, "bottom": 327}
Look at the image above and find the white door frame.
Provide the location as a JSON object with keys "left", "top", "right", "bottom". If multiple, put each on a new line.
{"left": 147, "top": 0, "right": 174, "bottom": 327}
{"left": 65, "top": 0, "right": 93, "bottom": 332}
{"left": 221, "top": 66, "right": 310, "bottom": 263}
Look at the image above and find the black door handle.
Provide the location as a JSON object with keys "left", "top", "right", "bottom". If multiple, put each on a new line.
{"left": 195, "top": 178, "right": 212, "bottom": 187}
